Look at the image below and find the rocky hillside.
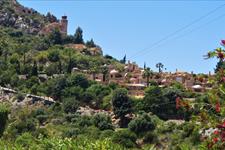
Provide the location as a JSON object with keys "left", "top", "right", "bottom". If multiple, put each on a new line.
{"left": 0, "top": 0, "right": 56, "bottom": 34}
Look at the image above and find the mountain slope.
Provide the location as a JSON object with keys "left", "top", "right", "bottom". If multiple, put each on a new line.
{"left": 0, "top": 0, "right": 54, "bottom": 34}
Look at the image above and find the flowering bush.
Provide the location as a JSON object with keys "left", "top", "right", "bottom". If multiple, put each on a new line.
{"left": 199, "top": 40, "right": 225, "bottom": 149}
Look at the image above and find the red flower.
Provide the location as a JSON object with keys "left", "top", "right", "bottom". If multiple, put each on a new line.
{"left": 215, "top": 102, "right": 220, "bottom": 113}
{"left": 223, "top": 121, "right": 225, "bottom": 127}
{"left": 221, "top": 40, "right": 225, "bottom": 45}
{"left": 217, "top": 121, "right": 225, "bottom": 129}
{"left": 221, "top": 131, "right": 225, "bottom": 141}
{"left": 212, "top": 137, "right": 219, "bottom": 143}
{"left": 214, "top": 130, "right": 219, "bottom": 135}
{"left": 218, "top": 52, "right": 224, "bottom": 60}
{"left": 222, "top": 77, "right": 225, "bottom": 82}
{"left": 176, "top": 97, "right": 181, "bottom": 109}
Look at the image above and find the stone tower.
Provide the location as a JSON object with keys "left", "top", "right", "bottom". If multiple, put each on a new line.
{"left": 60, "top": 16, "right": 68, "bottom": 35}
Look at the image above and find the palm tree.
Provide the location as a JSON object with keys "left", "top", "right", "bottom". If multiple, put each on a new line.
{"left": 143, "top": 67, "right": 153, "bottom": 86}
{"left": 156, "top": 62, "right": 164, "bottom": 73}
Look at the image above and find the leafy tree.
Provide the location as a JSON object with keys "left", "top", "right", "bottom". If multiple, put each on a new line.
{"left": 74, "top": 27, "right": 84, "bottom": 44}
{"left": 112, "top": 88, "right": 132, "bottom": 127}
{"left": 143, "top": 86, "right": 190, "bottom": 120}
{"left": 143, "top": 67, "right": 153, "bottom": 86}
{"left": 128, "top": 113, "right": 155, "bottom": 135}
{"left": 112, "top": 129, "right": 137, "bottom": 148}
{"left": 58, "top": 60, "right": 63, "bottom": 74}
{"left": 0, "top": 104, "right": 9, "bottom": 137}
{"left": 82, "top": 91, "right": 95, "bottom": 104}
{"left": 104, "top": 54, "right": 114, "bottom": 60}
{"left": 49, "top": 28, "right": 62, "bottom": 45}
{"left": 86, "top": 39, "right": 96, "bottom": 48}
{"left": 46, "top": 63, "right": 58, "bottom": 76}
{"left": 47, "top": 77, "right": 67, "bottom": 100}
{"left": 63, "top": 86, "right": 83, "bottom": 100}
{"left": 30, "top": 60, "right": 38, "bottom": 76}
{"left": 87, "top": 84, "right": 111, "bottom": 108}
{"left": 46, "top": 12, "right": 57, "bottom": 23}
{"left": 16, "top": 44, "right": 29, "bottom": 66}
{"left": 66, "top": 74, "right": 89, "bottom": 89}
{"left": 0, "top": 70, "right": 12, "bottom": 86}
{"left": 63, "top": 35, "right": 75, "bottom": 44}
{"left": 140, "top": 86, "right": 163, "bottom": 112}
{"left": 0, "top": 39, "right": 10, "bottom": 63}
{"left": 89, "top": 61, "right": 100, "bottom": 80}
{"left": 66, "top": 52, "right": 76, "bottom": 74}
{"left": 87, "top": 84, "right": 111, "bottom": 100}
{"left": 101, "top": 65, "right": 108, "bottom": 82}
{"left": 48, "top": 50, "right": 60, "bottom": 62}
{"left": 156, "top": 62, "right": 164, "bottom": 73}
{"left": 63, "top": 98, "right": 80, "bottom": 114}
{"left": 25, "top": 76, "right": 39, "bottom": 89}
{"left": 93, "top": 113, "right": 113, "bottom": 130}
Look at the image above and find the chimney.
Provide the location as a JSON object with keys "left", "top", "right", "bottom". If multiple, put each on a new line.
{"left": 60, "top": 16, "right": 68, "bottom": 35}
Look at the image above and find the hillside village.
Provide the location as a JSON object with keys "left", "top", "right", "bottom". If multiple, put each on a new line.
{"left": 8, "top": 14, "right": 213, "bottom": 98}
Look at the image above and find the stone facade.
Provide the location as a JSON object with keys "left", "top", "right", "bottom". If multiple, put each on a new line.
{"left": 39, "top": 16, "right": 68, "bottom": 36}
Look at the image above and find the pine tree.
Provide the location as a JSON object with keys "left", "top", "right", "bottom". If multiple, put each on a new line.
{"left": 74, "top": 27, "right": 84, "bottom": 44}
{"left": 31, "top": 60, "right": 38, "bottom": 76}
{"left": 86, "top": 38, "right": 96, "bottom": 48}
{"left": 120, "top": 54, "right": 126, "bottom": 64}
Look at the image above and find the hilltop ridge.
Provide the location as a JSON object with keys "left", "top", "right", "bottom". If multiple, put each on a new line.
{"left": 0, "top": 0, "right": 56, "bottom": 34}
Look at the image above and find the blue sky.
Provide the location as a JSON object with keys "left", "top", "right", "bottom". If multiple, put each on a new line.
{"left": 18, "top": 0, "right": 225, "bottom": 74}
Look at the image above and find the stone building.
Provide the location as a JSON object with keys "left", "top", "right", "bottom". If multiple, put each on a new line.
{"left": 39, "top": 16, "right": 68, "bottom": 35}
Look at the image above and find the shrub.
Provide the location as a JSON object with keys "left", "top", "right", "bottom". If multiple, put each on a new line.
{"left": 51, "top": 118, "right": 64, "bottom": 125}
{"left": 101, "top": 95, "right": 112, "bottom": 110}
{"left": 93, "top": 113, "right": 113, "bottom": 130}
{"left": 82, "top": 91, "right": 95, "bottom": 104}
{"left": 63, "top": 98, "right": 80, "bottom": 114}
{"left": 66, "top": 73, "right": 89, "bottom": 89}
{"left": 73, "top": 115, "right": 93, "bottom": 128}
{"left": 128, "top": 113, "right": 155, "bottom": 135}
{"left": 16, "top": 93, "right": 25, "bottom": 102}
{"left": 62, "top": 128, "right": 80, "bottom": 138}
{"left": 34, "top": 128, "right": 48, "bottom": 138}
{"left": 100, "top": 130, "right": 114, "bottom": 139}
{"left": 81, "top": 126, "right": 101, "bottom": 140}
{"left": 32, "top": 108, "right": 47, "bottom": 116}
{"left": 143, "top": 132, "right": 158, "bottom": 144}
{"left": 36, "top": 115, "right": 48, "bottom": 125}
{"left": 112, "top": 129, "right": 137, "bottom": 148}
{"left": 11, "top": 119, "right": 37, "bottom": 136}
{"left": 0, "top": 104, "right": 9, "bottom": 136}
{"left": 15, "top": 132, "right": 36, "bottom": 148}
{"left": 64, "top": 113, "right": 78, "bottom": 122}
